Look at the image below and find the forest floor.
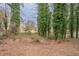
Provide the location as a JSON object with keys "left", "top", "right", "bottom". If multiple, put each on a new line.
{"left": 0, "top": 33, "right": 79, "bottom": 56}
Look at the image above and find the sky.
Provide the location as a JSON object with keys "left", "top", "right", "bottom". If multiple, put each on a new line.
{"left": 20, "top": 3, "right": 38, "bottom": 26}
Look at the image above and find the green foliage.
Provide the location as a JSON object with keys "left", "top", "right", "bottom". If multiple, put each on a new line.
{"left": 37, "top": 3, "right": 50, "bottom": 37}
{"left": 25, "top": 25, "right": 32, "bottom": 35}
{"left": 61, "top": 4, "right": 68, "bottom": 39}
{"left": 76, "top": 4, "right": 79, "bottom": 38}
{"left": 10, "top": 3, "right": 20, "bottom": 27}
{"left": 47, "top": 12, "right": 51, "bottom": 36}
{"left": 53, "top": 3, "right": 67, "bottom": 40}
{"left": 8, "top": 3, "right": 20, "bottom": 33}
{"left": 69, "top": 3, "right": 75, "bottom": 38}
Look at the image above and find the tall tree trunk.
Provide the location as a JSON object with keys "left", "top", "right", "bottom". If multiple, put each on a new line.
{"left": 76, "top": 16, "right": 79, "bottom": 38}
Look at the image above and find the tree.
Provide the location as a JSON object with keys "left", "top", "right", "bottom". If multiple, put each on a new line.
{"left": 76, "top": 4, "right": 79, "bottom": 38}
{"left": 0, "top": 4, "right": 8, "bottom": 35}
{"left": 53, "top": 3, "right": 61, "bottom": 40}
{"left": 61, "top": 4, "right": 68, "bottom": 39}
{"left": 4, "top": 4, "right": 8, "bottom": 34}
{"left": 53, "top": 3, "right": 67, "bottom": 40}
{"left": 69, "top": 3, "right": 75, "bottom": 38}
{"left": 0, "top": 9, "right": 5, "bottom": 28}
{"left": 47, "top": 12, "right": 51, "bottom": 37}
{"left": 8, "top": 3, "right": 20, "bottom": 34}
{"left": 37, "top": 3, "right": 50, "bottom": 37}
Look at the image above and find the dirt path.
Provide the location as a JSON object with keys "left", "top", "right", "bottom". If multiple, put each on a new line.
{"left": 0, "top": 37, "right": 79, "bottom": 56}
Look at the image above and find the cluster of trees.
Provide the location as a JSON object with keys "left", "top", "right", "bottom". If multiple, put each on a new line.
{"left": 0, "top": 3, "right": 20, "bottom": 35}
{"left": 76, "top": 4, "right": 79, "bottom": 38}
{"left": 37, "top": 3, "right": 79, "bottom": 40}
{"left": 53, "top": 4, "right": 67, "bottom": 40}
{"left": 37, "top": 3, "right": 51, "bottom": 37}
{"left": 0, "top": 3, "right": 79, "bottom": 40}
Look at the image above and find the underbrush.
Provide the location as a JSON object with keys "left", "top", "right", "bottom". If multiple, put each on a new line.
{"left": 0, "top": 31, "right": 75, "bottom": 45}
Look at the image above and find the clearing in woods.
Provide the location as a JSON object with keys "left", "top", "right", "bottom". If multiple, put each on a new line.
{"left": 0, "top": 33, "right": 79, "bottom": 56}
